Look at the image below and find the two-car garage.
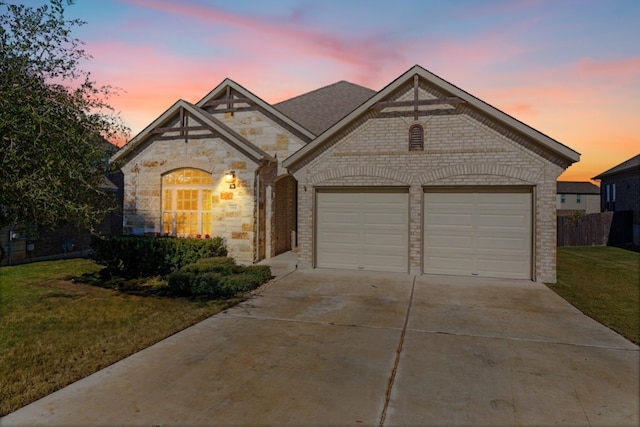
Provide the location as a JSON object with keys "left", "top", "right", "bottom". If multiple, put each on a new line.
{"left": 315, "top": 188, "right": 533, "bottom": 280}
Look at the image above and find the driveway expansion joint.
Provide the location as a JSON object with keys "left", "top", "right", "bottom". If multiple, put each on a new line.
{"left": 379, "top": 275, "right": 416, "bottom": 427}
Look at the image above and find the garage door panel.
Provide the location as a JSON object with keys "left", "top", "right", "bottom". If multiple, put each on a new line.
{"left": 424, "top": 253, "right": 475, "bottom": 275}
{"left": 319, "top": 232, "right": 359, "bottom": 244}
{"left": 478, "top": 213, "right": 528, "bottom": 227}
{"left": 363, "top": 234, "right": 406, "bottom": 248}
{"left": 317, "top": 253, "right": 360, "bottom": 270}
{"left": 478, "top": 236, "right": 528, "bottom": 251}
{"left": 317, "top": 190, "right": 408, "bottom": 272}
{"left": 477, "top": 259, "right": 529, "bottom": 278}
{"left": 424, "top": 191, "right": 532, "bottom": 279}
{"left": 427, "top": 235, "right": 473, "bottom": 250}
{"left": 427, "top": 213, "right": 473, "bottom": 226}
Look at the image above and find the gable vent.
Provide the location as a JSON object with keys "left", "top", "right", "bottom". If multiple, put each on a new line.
{"left": 409, "top": 124, "right": 424, "bottom": 151}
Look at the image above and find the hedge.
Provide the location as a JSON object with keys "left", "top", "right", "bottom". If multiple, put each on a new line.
{"left": 167, "top": 257, "right": 272, "bottom": 298}
{"left": 90, "top": 235, "right": 227, "bottom": 279}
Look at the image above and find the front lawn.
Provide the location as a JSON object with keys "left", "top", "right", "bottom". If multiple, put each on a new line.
{"left": 0, "top": 259, "right": 242, "bottom": 417}
{"left": 549, "top": 246, "right": 639, "bottom": 344}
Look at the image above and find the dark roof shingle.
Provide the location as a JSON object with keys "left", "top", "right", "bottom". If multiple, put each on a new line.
{"left": 592, "top": 154, "right": 640, "bottom": 179}
{"left": 557, "top": 181, "right": 600, "bottom": 194}
{"left": 274, "top": 81, "right": 375, "bottom": 135}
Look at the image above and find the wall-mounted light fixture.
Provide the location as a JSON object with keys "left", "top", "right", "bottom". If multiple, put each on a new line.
{"left": 225, "top": 171, "right": 236, "bottom": 189}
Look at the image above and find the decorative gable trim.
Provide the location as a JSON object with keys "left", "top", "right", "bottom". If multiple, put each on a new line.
{"left": 196, "top": 79, "right": 315, "bottom": 142}
{"left": 283, "top": 65, "right": 580, "bottom": 170}
{"left": 111, "top": 99, "right": 274, "bottom": 165}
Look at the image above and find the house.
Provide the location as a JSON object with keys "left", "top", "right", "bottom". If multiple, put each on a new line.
{"left": 556, "top": 181, "right": 600, "bottom": 216}
{"left": 110, "top": 79, "right": 373, "bottom": 263}
{"left": 592, "top": 154, "right": 640, "bottom": 245}
{"left": 113, "top": 65, "right": 580, "bottom": 283}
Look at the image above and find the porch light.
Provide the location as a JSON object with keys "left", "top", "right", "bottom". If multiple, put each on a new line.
{"left": 225, "top": 171, "right": 236, "bottom": 189}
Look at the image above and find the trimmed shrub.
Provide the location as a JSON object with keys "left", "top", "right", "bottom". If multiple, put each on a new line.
{"left": 90, "top": 235, "right": 226, "bottom": 279}
{"left": 242, "top": 265, "right": 273, "bottom": 284}
{"left": 180, "top": 256, "right": 240, "bottom": 275}
{"left": 167, "top": 258, "right": 272, "bottom": 298}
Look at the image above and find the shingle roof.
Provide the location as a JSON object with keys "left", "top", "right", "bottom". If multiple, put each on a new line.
{"left": 274, "top": 81, "right": 376, "bottom": 135}
{"left": 592, "top": 154, "right": 640, "bottom": 179}
{"left": 557, "top": 181, "right": 600, "bottom": 194}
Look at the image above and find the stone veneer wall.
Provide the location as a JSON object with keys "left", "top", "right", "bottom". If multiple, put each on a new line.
{"left": 120, "top": 107, "right": 307, "bottom": 264}
{"left": 290, "top": 86, "right": 567, "bottom": 283}
{"left": 121, "top": 136, "right": 257, "bottom": 264}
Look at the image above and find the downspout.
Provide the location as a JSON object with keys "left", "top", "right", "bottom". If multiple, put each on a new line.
{"left": 254, "top": 165, "right": 261, "bottom": 264}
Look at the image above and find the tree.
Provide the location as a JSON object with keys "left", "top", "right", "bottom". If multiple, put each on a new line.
{"left": 0, "top": 0, "right": 128, "bottom": 232}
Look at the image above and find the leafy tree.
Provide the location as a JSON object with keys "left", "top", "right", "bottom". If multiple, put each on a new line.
{"left": 0, "top": 0, "right": 128, "bottom": 232}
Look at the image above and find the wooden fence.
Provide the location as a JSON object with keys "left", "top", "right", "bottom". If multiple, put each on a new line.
{"left": 557, "top": 210, "right": 633, "bottom": 247}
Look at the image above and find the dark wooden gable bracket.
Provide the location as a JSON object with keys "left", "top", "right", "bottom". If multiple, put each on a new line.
{"left": 371, "top": 75, "right": 466, "bottom": 115}
{"left": 151, "top": 107, "right": 209, "bottom": 142}
{"left": 202, "top": 86, "right": 256, "bottom": 113}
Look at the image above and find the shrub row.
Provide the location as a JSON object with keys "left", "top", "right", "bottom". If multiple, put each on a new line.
{"left": 90, "top": 235, "right": 227, "bottom": 278}
{"left": 168, "top": 257, "right": 272, "bottom": 298}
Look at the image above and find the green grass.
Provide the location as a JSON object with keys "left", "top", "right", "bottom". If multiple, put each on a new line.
{"left": 549, "top": 246, "right": 640, "bottom": 344}
{"left": 0, "top": 259, "right": 241, "bottom": 417}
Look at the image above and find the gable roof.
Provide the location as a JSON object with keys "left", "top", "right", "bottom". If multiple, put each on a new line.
{"left": 274, "top": 81, "right": 376, "bottom": 135}
{"left": 111, "top": 99, "right": 274, "bottom": 164}
{"left": 592, "top": 154, "right": 640, "bottom": 180}
{"left": 283, "top": 65, "right": 581, "bottom": 169}
{"left": 557, "top": 181, "right": 600, "bottom": 194}
{"left": 196, "top": 78, "right": 315, "bottom": 142}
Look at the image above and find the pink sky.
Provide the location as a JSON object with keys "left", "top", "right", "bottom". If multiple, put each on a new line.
{"left": 59, "top": 0, "right": 640, "bottom": 182}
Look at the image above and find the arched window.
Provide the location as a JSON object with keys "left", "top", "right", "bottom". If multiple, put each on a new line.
{"left": 409, "top": 124, "right": 424, "bottom": 151}
{"left": 162, "top": 168, "right": 213, "bottom": 237}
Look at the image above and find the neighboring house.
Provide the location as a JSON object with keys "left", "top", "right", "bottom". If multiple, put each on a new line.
{"left": 113, "top": 65, "right": 580, "bottom": 283}
{"left": 592, "top": 154, "right": 640, "bottom": 245}
{"left": 556, "top": 181, "right": 600, "bottom": 216}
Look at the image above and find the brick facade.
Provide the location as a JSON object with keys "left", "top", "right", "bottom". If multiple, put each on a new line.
{"left": 290, "top": 83, "right": 568, "bottom": 283}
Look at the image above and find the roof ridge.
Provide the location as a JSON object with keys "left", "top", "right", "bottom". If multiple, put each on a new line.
{"left": 275, "top": 80, "right": 374, "bottom": 106}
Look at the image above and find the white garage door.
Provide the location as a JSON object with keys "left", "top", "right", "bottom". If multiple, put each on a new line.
{"left": 424, "top": 190, "right": 532, "bottom": 279}
{"left": 316, "top": 189, "right": 409, "bottom": 272}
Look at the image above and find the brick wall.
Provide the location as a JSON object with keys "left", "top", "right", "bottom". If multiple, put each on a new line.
{"left": 291, "top": 85, "right": 567, "bottom": 283}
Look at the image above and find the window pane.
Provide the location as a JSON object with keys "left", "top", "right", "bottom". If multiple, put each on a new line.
{"left": 163, "top": 189, "right": 172, "bottom": 211}
{"left": 202, "top": 212, "right": 212, "bottom": 236}
{"left": 163, "top": 212, "right": 173, "bottom": 234}
{"left": 176, "top": 189, "right": 184, "bottom": 210}
{"left": 176, "top": 212, "right": 198, "bottom": 236}
{"left": 202, "top": 189, "right": 212, "bottom": 210}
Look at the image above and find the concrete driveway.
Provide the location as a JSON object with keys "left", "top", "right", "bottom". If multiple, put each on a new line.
{"left": 2, "top": 268, "right": 638, "bottom": 426}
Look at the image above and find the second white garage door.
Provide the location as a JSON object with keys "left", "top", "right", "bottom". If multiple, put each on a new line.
{"left": 316, "top": 189, "right": 409, "bottom": 272}
{"left": 424, "top": 190, "right": 532, "bottom": 279}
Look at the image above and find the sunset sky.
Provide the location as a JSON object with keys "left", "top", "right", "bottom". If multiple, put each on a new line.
{"left": 30, "top": 0, "right": 640, "bottom": 182}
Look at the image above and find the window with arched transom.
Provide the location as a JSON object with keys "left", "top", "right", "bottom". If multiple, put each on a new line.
{"left": 162, "top": 168, "right": 213, "bottom": 237}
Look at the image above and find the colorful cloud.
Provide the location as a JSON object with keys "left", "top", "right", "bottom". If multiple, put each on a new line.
{"left": 65, "top": 0, "right": 640, "bottom": 180}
